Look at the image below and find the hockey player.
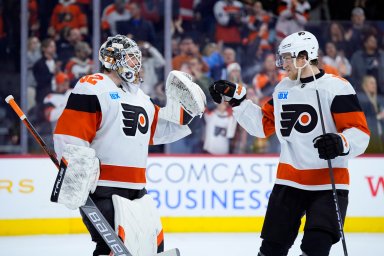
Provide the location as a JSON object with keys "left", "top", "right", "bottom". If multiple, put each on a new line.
{"left": 209, "top": 31, "right": 370, "bottom": 256}
{"left": 52, "top": 35, "right": 205, "bottom": 256}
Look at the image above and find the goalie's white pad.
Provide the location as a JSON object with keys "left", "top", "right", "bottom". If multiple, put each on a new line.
{"left": 57, "top": 144, "right": 100, "bottom": 210}
{"left": 113, "top": 194, "right": 163, "bottom": 256}
{"left": 159, "top": 70, "right": 206, "bottom": 125}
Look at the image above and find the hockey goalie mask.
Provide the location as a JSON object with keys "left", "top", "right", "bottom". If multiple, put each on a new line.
{"left": 99, "top": 35, "right": 142, "bottom": 83}
{"left": 276, "top": 31, "right": 319, "bottom": 68}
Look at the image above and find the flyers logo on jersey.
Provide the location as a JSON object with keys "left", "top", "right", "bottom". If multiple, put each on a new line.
{"left": 121, "top": 103, "right": 149, "bottom": 136}
{"left": 280, "top": 104, "right": 318, "bottom": 137}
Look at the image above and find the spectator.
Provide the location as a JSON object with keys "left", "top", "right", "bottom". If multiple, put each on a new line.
{"left": 48, "top": 0, "right": 88, "bottom": 40}
{"left": 65, "top": 41, "right": 93, "bottom": 87}
{"left": 101, "top": 0, "right": 131, "bottom": 36}
{"left": 324, "top": 22, "right": 349, "bottom": 57}
{"left": 350, "top": 33, "right": 384, "bottom": 94}
{"left": 57, "top": 27, "right": 82, "bottom": 67}
{"left": 253, "top": 53, "right": 286, "bottom": 106}
{"left": 116, "top": 2, "right": 156, "bottom": 46}
{"left": 345, "top": 7, "right": 376, "bottom": 58}
{"left": 139, "top": 41, "right": 165, "bottom": 97}
{"left": 213, "top": 0, "right": 244, "bottom": 49}
{"left": 27, "top": 36, "right": 41, "bottom": 110}
{"left": 203, "top": 102, "right": 237, "bottom": 154}
{"left": 202, "top": 41, "right": 225, "bottom": 81}
{"left": 275, "top": 0, "right": 310, "bottom": 43}
{"left": 32, "top": 38, "right": 58, "bottom": 105}
{"left": 172, "top": 35, "right": 209, "bottom": 72}
{"left": 28, "top": 0, "right": 39, "bottom": 36}
{"left": 43, "top": 72, "right": 72, "bottom": 131}
{"left": 194, "top": 0, "right": 217, "bottom": 43}
{"left": 322, "top": 41, "right": 352, "bottom": 78}
{"left": 357, "top": 75, "right": 384, "bottom": 152}
{"left": 220, "top": 47, "right": 237, "bottom": 80}
{"left": 243, "top": 1, "right": 273, "bottom": 52}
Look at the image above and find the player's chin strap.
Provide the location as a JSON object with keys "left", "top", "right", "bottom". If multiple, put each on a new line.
{"left": 293, "top": 58, "right": 310, "bottom": 84}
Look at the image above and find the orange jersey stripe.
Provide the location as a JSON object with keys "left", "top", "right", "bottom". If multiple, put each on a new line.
{"left": 100, "top": 165, "right": 146, "bottom": 183}
{"left": 262, "top": 100, "right": 275, "bottom": 137}
{"left": 332, "top": 112, "right": 370, "bottom": 136}
{"left": 277, "top": 163, "right": 349, "bottom": 186}
{"left": 149, "top": 105, "right": 160, "bottom": 145}
{"left": 118, "top": 225, "right": 126, "bottom": 242}
{"left": 157, "top": 229, "right": 164, "bottom": 246}
{"left": 54, "top": 109, "right": 100, "bottom": 143}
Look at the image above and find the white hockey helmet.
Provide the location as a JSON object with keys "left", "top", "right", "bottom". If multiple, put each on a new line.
{"left": 276, "top": 31, "right": 319, "bottom": 67}
{"left": 99, "top": 35, "right": 142, "bottom": 83}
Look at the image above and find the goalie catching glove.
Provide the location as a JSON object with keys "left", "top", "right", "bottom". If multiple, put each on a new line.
{"left": 159, "top": 70, "right": 206, "bottom": 125}
{"left": 313, "top": 133, "right": 350, "bottom": 160}
{"left": 209, "top": 80, "right": 246, "bottom": 107}
{"left": 50, "top": 144, "right": 100, "bottom": 210}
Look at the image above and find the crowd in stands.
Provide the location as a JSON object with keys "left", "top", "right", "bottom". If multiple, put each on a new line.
{"left": 0, "top": 0, "right": 384, "bottom": 154}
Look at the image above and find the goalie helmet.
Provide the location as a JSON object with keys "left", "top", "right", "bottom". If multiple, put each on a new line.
{"left": 276, "top": 31, "right": 319, "bottom": 67}
{"left": 98, "top": 35, "right": 142, "bottom": 83}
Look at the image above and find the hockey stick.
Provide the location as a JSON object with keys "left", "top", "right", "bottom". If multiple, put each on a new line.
{"left": 5, "top": 95, "right": 180, "bottom": 256}
{"left": 315, "top": 90, "right": 348, "bottom": 256}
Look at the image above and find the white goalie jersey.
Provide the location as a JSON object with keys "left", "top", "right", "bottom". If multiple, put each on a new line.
{"left": 53, "top": 73, "right": 191, "bottom": 190}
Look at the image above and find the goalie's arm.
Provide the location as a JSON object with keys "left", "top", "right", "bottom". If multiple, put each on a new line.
{"left": 149, "top": 103, "right": 191, "bottom": 145}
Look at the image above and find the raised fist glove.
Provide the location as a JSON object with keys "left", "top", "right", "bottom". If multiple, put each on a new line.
{"left": 313, "top": 133, "right": 350, "bottom": 160}
{"left": 209, "top": 80, "right": 246, "bottom": 107}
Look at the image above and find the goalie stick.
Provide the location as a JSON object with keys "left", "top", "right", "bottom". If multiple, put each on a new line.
{"left": 5, "top": 95, "right": 180, "bottom": 256}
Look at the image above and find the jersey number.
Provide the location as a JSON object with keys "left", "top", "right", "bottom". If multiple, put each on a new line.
{"left": 80, "top": 74, "right": 104, "bottom": 85}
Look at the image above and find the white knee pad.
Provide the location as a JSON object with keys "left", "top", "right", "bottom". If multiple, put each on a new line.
{"left": 112, "top": 194, "right": 163, "bottom": 256}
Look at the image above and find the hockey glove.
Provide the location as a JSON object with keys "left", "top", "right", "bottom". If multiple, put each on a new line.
{"left": 209, "top": 80, "right": 246, "bottom": 107}
{"left": 313, "top": 133, "right": 350, "bottom": 160}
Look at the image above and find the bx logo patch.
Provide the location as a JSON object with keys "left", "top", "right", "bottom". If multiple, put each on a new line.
{"left": 278, "top": 91, "right": 288, "bottom": 99}
{"left": 110, "top": 92, "right": 120, "bottom": 100}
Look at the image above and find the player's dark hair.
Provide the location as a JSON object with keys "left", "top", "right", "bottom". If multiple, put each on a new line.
{"left": 298, "top": 51, "right": 318, "bottom": 66}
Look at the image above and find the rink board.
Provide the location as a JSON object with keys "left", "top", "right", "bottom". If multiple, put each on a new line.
{"left": 0, "top": 155, "right": 383, "bottom": 235}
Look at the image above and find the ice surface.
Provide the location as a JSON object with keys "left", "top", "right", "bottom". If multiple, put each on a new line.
{"left": 0, "top": 233, "right": 383, "bottom": 255}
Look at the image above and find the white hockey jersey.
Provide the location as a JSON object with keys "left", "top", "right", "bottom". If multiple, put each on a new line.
{"left": 54, "top": 73, "right": 191, "bottom": 190}
{"left": 233, "top": 71, "right": 370, "bottom": 190}
{"left": 203, "top": 109, "right": 237, "bottom": 154}
{"left": 43, "top": 89, "right": 72, "bottom": 126}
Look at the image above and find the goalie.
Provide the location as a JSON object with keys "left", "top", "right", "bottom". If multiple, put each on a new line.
{"left": 52, "top": 35, "right": 206, "bottom": 256}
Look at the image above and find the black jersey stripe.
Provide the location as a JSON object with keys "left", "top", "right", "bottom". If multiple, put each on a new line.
{"left": 66, "top": 93, "right": 101, "bottom": 113}
{"left": 331, "top": 94, "right": 362, "bottom": 113}
{"left": 267, "top": 98, "right": 274, "bottom": 106}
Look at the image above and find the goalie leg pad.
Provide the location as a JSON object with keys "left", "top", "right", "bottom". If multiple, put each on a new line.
{"left": 51, "top": 144, "right": 100, "bottom": 210}
{"left": 112, "top": 194, "right": 163, "bottom": 256}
